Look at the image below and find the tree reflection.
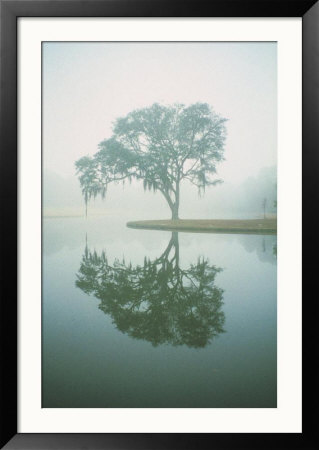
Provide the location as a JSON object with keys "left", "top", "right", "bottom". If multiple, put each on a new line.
{"left": 76, "top": 232, "right": 225, "bottom": 348}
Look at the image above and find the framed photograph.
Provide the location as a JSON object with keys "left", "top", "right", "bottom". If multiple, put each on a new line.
{"left": 0, "top": 0, "right": 317, "bottom": 448}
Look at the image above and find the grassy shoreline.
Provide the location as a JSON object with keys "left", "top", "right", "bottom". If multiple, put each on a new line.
{"left": 127, "top": 218, "right": 277, "bottom": 235}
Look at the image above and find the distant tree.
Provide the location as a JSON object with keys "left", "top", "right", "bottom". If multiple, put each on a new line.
{"left": 75, "top": 103, "right": 227, "bottom": 219}
{"left": 262, "top": 198, "right": 267, "bottom": 219}
{"left": 76, "top": 232, "right": 225, "bottom": 348}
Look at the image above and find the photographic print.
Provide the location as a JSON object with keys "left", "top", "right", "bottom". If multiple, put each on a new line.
{"left": 42, "top": 42, "right": 277, "bottom": 408}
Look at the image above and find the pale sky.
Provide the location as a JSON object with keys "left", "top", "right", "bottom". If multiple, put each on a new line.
{"left": 43, "top": 42, "right": 277, "bottom": 184}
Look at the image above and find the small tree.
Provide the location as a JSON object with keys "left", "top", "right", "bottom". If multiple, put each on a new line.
{"left": 262, "top": 198, "right": 267, "bottom": 219}
{"left": 75, "top": 103, "right": 227, "bottom": 219}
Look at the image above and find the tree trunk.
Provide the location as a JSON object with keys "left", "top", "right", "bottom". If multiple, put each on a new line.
{"left": 171, "top": 203, "right": 179, "bottom": 220}
{"left": 159, "top": 183, "right": 180, "bottom": 220}
{"left": 171, "top": 181, "right": 180, "bottom": 220}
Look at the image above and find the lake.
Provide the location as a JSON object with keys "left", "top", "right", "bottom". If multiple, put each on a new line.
{"left": 42, "top": 215, "right": 277, "bottom": 408}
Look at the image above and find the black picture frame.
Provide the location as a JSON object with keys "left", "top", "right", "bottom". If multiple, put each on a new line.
{"left": 0, "top": 0, "right": 318, "bottom": 448}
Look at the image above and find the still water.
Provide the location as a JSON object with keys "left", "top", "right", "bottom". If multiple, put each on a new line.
{"left": 42, "top": 216, "right": 277, "bottom": 408}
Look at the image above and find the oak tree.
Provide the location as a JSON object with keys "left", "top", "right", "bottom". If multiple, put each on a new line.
{"left": 75, "top": 103, "right": 227, "bottom": 219}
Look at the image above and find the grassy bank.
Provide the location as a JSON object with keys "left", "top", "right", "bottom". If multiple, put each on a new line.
{"left": 127, "top": 218, "right": 277, "bottom": 235}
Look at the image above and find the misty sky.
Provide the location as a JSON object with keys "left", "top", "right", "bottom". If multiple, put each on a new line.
{"left": 43, "top": 42, "right": 276, "bottom": 184}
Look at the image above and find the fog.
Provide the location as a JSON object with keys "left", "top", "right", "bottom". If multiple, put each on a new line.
{"left": 43, "top": 165, "right": 276, "bottom": 219}
{"left": 43, "top": 42, "right": 277, "bottom": 218}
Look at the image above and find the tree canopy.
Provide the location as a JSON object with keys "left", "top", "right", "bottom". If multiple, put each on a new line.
{"left": 75, "top": 103, "right": 227, "bottom": 218}
{"left": 76, "top": 232, "right": 225, "bottom": 348}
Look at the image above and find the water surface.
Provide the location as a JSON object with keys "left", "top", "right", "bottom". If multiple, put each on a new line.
{"left": 42, "top": 216, "right": 277, "bottom": 408}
